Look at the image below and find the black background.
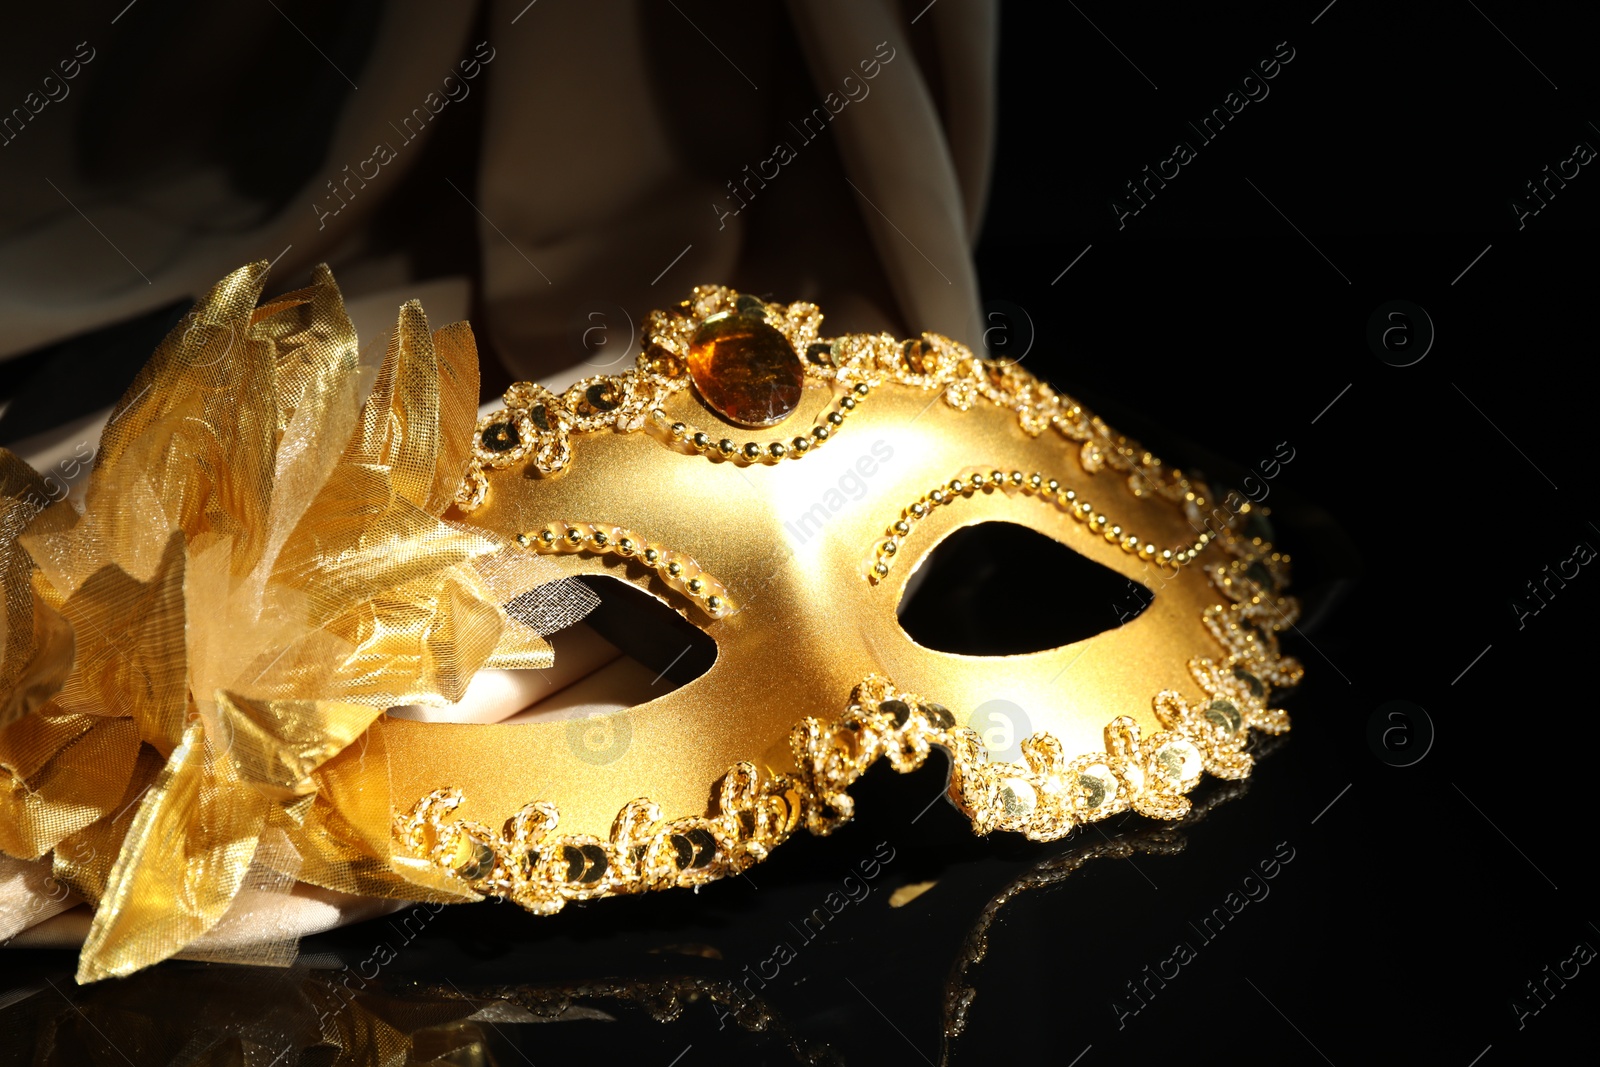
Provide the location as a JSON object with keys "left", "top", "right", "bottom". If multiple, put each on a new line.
{"left": 2, "top": 2, "right": 1597, "bottom": 1064}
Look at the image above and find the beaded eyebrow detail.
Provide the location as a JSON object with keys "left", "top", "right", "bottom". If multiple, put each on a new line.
{"left": 454, "top": 286, "right": 1193, "bottom": 513}
{"left": 513, "top": 520, "right": 735, "bottom": 619}
{"left": 866, "top": 465, "right": 1216, "bottom": 584}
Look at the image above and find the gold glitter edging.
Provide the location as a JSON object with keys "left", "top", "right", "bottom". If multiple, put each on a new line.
{"left": 393, "top": 522, "right": 1302, "bottom": 913}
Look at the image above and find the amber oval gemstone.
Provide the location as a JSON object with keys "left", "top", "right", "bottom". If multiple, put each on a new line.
{"left": 687, "top": 312, "right": 804, "bottom": 427}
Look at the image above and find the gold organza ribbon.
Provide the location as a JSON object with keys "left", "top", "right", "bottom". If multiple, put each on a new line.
{"left": 0, "top": 262, "right": 585, "bottom": 981}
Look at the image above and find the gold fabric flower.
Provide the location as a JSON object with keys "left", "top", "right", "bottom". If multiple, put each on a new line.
{"left": 0, "top": 262, "right": 577, "bottom": 981}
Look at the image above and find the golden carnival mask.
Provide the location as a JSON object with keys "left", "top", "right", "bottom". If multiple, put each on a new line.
{"left": 0, "top": 263, "right": 1301, "bottom": 981}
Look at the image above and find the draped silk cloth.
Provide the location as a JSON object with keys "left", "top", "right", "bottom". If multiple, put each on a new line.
{"left": 0, "top": 262, "right": 590, "bottom": 981}
{"left": 0, "top": 0, "right": 994, "bottom": 370}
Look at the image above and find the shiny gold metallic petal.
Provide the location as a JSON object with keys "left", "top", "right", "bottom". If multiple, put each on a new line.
{"left": 94, "top": 262, "right": 270, "bottom": 478}
{"left": 271, "top": 463, "right": 499, "bottom": 628}
{"left": 0, "top": 712, "right": 91, "bottom": 799}
{"left": 418, "top": 576, "right": 511, "bottom": 704}
{"left": 0, "top": 575, "right": 73, "bottom": 733}
{"left": 480, "top": 628, "right": 555, "bottom": 672}
{"left": 247, "top": 263, "right": 362, "bottom": 434}
{"left": 0, "top": 713, "right": 139, "bottom": 859}
{"left": 66, "top": 262, "right": 277, "bottom": 585}
{"left": 310, "top": 578, "right": 506, "bottom": 708}
{"left": 345, "top": 324, "right": 400, "bottom": 468}
{"left": 0, "top": 447, "right": 48, "bottom": 504}
{"left": 212, "top": 693, "right": 381, "bottom": 801}
{"left": 378, "top": 301, "right": 445, "bottom": 511}
{"left": 246, "top": 270, "right": 369, "bottom": 581}
{"left": 0, "top": 451, "right": 71, "bottom": 732}
{"left": 51, "top": 744, "right": 165, "bottom": 906}
{"left": 78, "top": 721, "right": 270, "bottom": 983}
{"left": 49, "top": 531, "right": 189, "bottom": 755}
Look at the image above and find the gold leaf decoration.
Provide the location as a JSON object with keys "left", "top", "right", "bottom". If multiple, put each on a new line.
{"left": 0, "top": 262, "right": 585, "bottom": 980}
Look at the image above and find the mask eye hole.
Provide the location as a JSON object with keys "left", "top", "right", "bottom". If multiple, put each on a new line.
{"left": 389, "top": 575, "right": 716, "bottom": 727}
{"left": 565, "top": 574, "right": 718, "bottom": 688}
{"left": 896, "top": 521, "right": 1152, "bottom": 655}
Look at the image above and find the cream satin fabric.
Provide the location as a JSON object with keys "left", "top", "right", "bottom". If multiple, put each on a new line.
{"left": 0, "top": 0, "right": 996, "bottom": 956}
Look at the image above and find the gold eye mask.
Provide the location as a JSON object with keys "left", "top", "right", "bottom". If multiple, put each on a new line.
{"left": 389, "top": 284, "right": 1301, "bottom": 909}
{"left": 0, "top": 265, "right": 1300, "bottom": 981}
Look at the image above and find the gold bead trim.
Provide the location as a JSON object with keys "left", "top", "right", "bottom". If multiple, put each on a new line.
{"left": 393, "top": 761, "right": 799, "bottom": 913}
{"left": 514, "top": 522, "right": 735, "bottom": 619}
{"left": 867, "top": 466, "right": 1214, "bottom": 584}
{"left": 394, "top": 523, "right": 1299, "bottom": 913}
{"left": 644, "top": 381, "right": 872, "bottom": 465}
{"left": 454, "top": 285, "right": 1191, "bottom": 513}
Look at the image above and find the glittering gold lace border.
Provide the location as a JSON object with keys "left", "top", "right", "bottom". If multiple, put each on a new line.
{"left": 393, "top": 529, "right": 1302, "bottom": 913}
